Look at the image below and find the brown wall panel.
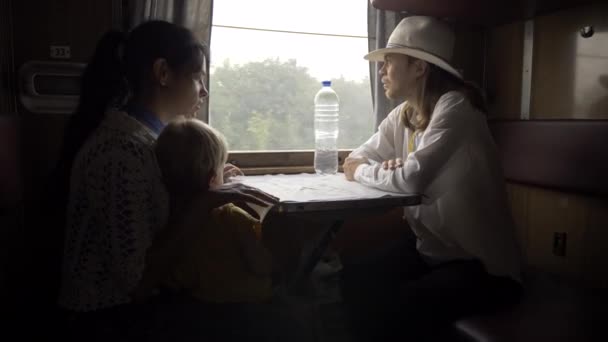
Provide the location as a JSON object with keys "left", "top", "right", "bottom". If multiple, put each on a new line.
{"left": 506, "top": 182, "right": 608, "bottom": 288}
{"left": 10, "top": 0, "right": 119, "bottom": 315}
{"left": 506, "top": 183, "right": 530, "bottom": 262}
{"left": 13, "top": 0, "right": 118, "bottom": 201}
{"left": 493, "top": 3, "right": 608, "bottom": 288}
{"left": 531, "top": 2, "right": 608, "bottom": 119}
{"left": 452, "top": 24, "right": 485, "bottom": 87}
{"left": 486, "top": 21, "right": 524, "bottom": 119}
{"left": 13, "top": 0, "right": 116, "bottom": 65}
{"left": 580, "top": 197, "right": 608, "bottom": 288}
{"left": 528, "top": 187, "right": 588, "bottom": 280}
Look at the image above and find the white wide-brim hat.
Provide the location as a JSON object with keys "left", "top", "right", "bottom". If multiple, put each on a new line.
{"left": 365, "top": 16, "right": 462, "bottom": 80}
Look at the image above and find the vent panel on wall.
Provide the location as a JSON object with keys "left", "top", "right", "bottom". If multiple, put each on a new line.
{"left": 18, "top": 61, "right": 84, "bottom": 114}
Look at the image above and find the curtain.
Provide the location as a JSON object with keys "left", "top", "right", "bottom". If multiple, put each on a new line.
{"left": 0, "top": 0, "right": 16, "bottom": 116}
{"left": 127, "top": 0, "right": 214, "bottom": 121}
{"left": 367, "top": 2, "right": 402, "bottom": 129}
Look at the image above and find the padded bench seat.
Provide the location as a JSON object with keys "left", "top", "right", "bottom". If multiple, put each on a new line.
{"left": 453, "top": 273, "right": 605, "bottom": 342}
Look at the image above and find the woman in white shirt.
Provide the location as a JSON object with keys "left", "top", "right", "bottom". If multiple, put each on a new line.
{"left": 342, "top": 16, "right": 522, "bottom": 340}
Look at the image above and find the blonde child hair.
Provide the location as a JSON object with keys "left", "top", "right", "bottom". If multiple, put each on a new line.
{"left": 141, "top": 119, "right": 273, "bottom": 304}
{"left": 155, "top": 118, "right": 228, "bottom": 198}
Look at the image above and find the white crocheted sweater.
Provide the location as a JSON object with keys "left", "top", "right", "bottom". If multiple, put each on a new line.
{"left": 59, "top": 110, "right": 169, "bottom": 312}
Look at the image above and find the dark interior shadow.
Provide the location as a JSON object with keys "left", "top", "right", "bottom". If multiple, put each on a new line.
{"left": 588, "top": 74, "right": 608, "bottom": 118}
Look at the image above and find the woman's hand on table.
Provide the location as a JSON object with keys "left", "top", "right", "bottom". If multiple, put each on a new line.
{"left": 209, "top": 182, "right": 278, "bottom": 206}
{"left": 206, "top": 182, "right": 279, "bottom": 218}
{"left": 382, "top": 158, "right": 404, "bottom": 170}
{"left": 344, "top": 157, "right": 369, "bottom": 181}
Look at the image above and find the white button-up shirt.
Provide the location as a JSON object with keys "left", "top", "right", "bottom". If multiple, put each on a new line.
{"left": 350, "top": 91, "right": 521, "bottom": 281}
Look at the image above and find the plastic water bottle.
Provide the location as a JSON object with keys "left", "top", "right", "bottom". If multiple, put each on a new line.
{"left": 314, "top": 80, "right": 339, "bottom": 175}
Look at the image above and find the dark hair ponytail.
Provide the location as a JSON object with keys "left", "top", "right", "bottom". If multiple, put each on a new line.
{"left": 61, "top": 30, "right": 128, "bottom": 167}
{"left": 47, "top": 30, "right": 129, "bottom": 291}
{"left": 51, "top": 30, "right": 127, "bottom": 236}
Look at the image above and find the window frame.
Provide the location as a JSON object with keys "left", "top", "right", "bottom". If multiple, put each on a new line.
{"left": 207, "top": 1, "right": 370, "bottom": 173}
{"left": 200, "top": 106, "right": 357, "bottom": 174}
{"left": 227, "top": 150, "right": 353, "bottom": 175}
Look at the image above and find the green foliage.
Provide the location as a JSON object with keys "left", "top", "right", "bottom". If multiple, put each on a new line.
{"left": 209, "top": 58, "right": 373, "bottom": 151}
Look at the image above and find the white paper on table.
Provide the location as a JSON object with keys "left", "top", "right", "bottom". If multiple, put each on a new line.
{"left": 232, "top": 173, "right": 403, "bottom": 203}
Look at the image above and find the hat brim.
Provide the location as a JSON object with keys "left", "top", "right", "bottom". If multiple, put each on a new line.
{"left": 365, "top": 47, "right": 463, "bottom": 80}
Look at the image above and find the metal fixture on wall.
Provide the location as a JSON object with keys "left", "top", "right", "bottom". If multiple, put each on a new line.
{"left": 18, "top": 61, "right": 85, "bottom": 114}
{"left": 520, "top": 19, "right": 534, "bottom": 120}
{"left": 580, "top": 25, "right": 594, "bottom": 38}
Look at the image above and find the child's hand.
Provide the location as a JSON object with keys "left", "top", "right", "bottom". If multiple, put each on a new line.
{"left": 204, "top": 182, "right": 279, "bottom": 216}
{"left": 223, "top": 163, "right": 244, "bottom": 182}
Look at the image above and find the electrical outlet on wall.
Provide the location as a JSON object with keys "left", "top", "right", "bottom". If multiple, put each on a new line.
{"left": 553, "top": 232, "right": 567, "bottom": 257}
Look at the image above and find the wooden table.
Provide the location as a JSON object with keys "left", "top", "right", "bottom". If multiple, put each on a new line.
{"left": 235, "top": 173, "right": 421, "bottom": 293}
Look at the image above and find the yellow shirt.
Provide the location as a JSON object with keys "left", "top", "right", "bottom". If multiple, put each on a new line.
{"left": 143, "top": 203, "right": 272, "bottom": 303}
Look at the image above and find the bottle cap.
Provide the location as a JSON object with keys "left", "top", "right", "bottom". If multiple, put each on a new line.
{"left": 322, "top": 80, "right": 331, "bottom": 86}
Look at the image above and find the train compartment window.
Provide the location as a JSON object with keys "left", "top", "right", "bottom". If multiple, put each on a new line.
{"left": 208, "top": 0, "right": 372, "bottom": 170}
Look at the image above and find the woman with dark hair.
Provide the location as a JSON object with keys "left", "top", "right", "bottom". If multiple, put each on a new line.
{"left": 342, "top": 16, "right": 522, "bottom": 340}
{"left": 56, "top": 20, "right": 276, "bottom": 340}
